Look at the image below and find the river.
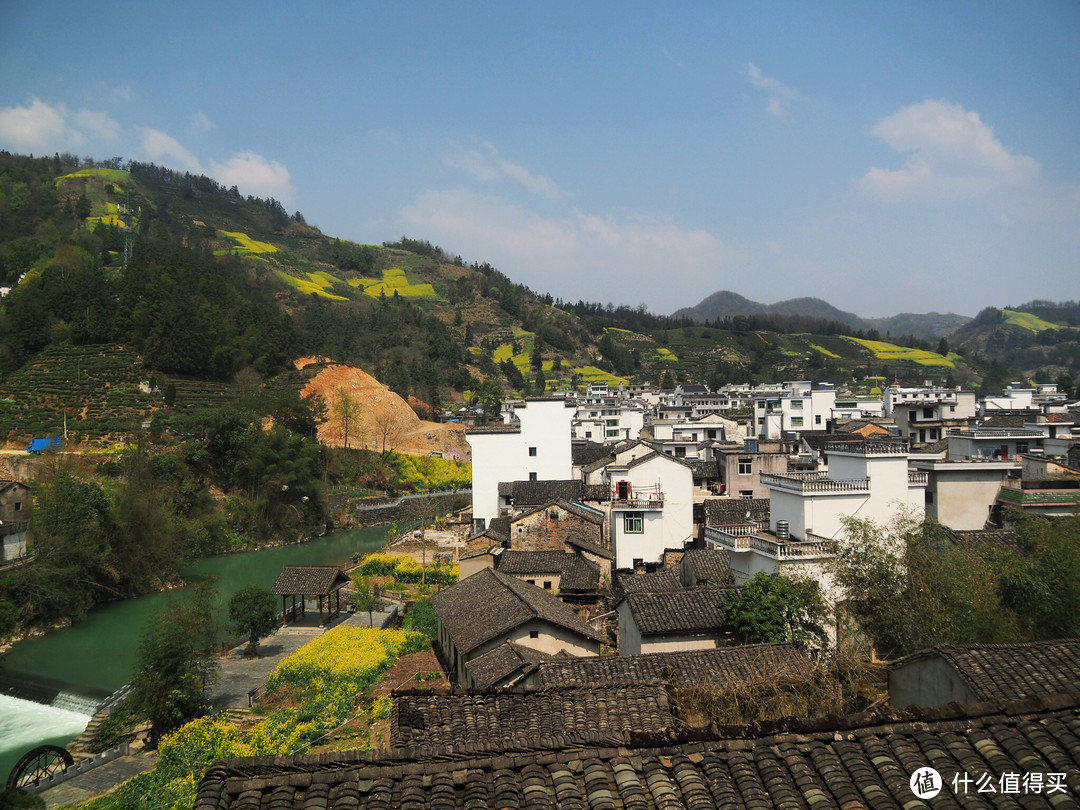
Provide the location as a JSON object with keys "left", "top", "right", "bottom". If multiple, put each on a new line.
{"left": 0, "top": 524, "right": 393, "bottom": 782}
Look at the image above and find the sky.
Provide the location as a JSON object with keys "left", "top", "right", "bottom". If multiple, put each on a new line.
{"left": 1, "top": 1, "right": 1077, "bottom": 318}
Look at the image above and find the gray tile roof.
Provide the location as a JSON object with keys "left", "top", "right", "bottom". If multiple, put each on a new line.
{"left": 196, "top": 691, "right": 1080, "bottom": 809}
{"left": 270, "top": 566, "right": 350, "bottom": 596}
{"left": 463, "top": 642, "right": 552, "bottom": 690}
{"left": 622, "top": 587, "right": 733, "bottom": 636}
{"left": 430, "top": 568, "right": 603, "bottom": 655}
{"left": 498, "top": 479, "right": 588, "bottom": 505}
{"left": 889, "top": 638, "right": 1080, "bottom": 703}
{"left": 496, "top": 550, "right": 600, "bottom": 592}
{"left": 535, "top": 644, "right": 811, "bottom": 689}
{"left": 946, "top": 528, "right": 1026, "bottom": 554}
{"left": 680, "top": 548, "right": 733, "bottom": 586}
{"left": 703, "top": 497, "right": 770, "bottom": 526}
{"left": 614, "top": 569, "right": 683, "bottom": 597}
{"left": 390, "top": 684, "right": 675, "bottom": 752}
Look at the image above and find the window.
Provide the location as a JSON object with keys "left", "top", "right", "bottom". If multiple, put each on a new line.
{"left": 529, "top": 472, "right": 538, "bottom": 481}
{"left": 585, "top": 431, "right": 592, "bottom": 438}
{"left": 791, "top": 417, "right": 803, "bottom": 427}
{"left": 815, "top": 414, "right": 822, "bottom": 425}
{"left": 543, "top": 581, "right": 552, "bottom": 590}
{"left": 624, "top": 512, "right": 644, "bottom": 533}
{"left": 1016, "top": 442, "right": 1029, "bottom": 455}
{"left": 528, "top": 446, "right": 537, "bottom": 456}
{"left": 529, "top": 630, "right": 539, "bottom": 639}
{"left": 738, "top": 457, "right": 753, "bottom": 475}
{"left": 791, "top": 400, "right": 804, "bottom": 409}
{"left": 740, "top": 490, "right": 754, "bottom": 499}
{"left": 13, "top": 502, "right": 20, "bottom": 512}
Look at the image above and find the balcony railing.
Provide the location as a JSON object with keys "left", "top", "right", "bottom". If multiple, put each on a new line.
{"left": 907, "top": 471, "right": 928, "bottom": 486}
{"left": 824, "top": 441, "right": 908, "bottom": 455}
{"left": 610, "top": 497, "right": 664, "bottom": 510}
{"left": 760, "top": 472, "right": 870, "bottom": 494}
{"left": 705, "top": 526, "right": 835, "bottom": 560}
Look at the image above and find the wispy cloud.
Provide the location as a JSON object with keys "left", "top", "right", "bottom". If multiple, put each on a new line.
{"left": 443, "top": 141, "right": 559, "bottom": 197}
{"left": 0, "top": 98, "right": 88, "bottom": 150}
{"left": 75, "top": 109, "right": 121, "bottom": 142}
{"left": 860, "top": 99, "right": 1040, "bottom": 203}
{"left": 401, "top": 188, "right": 736, "bottom": 310}
{"left": 111, "top": 84, "right": 134, "bottom": 103}
{"left": 210, "top": 151, "right": 294, "bottom": 203}
{"left": 139, "top": 127, "right": 203, "bottom": 173}
{"left": 661, "top": 47, "right": 685, "bottom": 69}
{"left": 189, "top": 111, "right": 215, "bottom": 132}
{"left": 746, "top": 63, "right": 798, "bottom": 118}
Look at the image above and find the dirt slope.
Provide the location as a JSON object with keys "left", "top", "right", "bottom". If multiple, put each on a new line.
{"left": 298, "top": 360, "right": 469, "bottom": 460}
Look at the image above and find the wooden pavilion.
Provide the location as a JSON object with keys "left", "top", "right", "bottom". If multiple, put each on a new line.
{"left": 271, "top": 565, "right": 351, "bottom": 627}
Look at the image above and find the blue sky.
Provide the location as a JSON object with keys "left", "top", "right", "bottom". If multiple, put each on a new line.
{"left": 2, "top": 1, "right": 1077, "bottom": 318}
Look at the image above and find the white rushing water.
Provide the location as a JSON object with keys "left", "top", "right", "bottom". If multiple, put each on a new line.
{"left": 0, "top": 694, "right": 91, "bottom": 775}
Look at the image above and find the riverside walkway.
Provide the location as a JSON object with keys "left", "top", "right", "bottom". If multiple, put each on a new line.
{"left": 37, "top": 606, "right": 398, "bottom": 808}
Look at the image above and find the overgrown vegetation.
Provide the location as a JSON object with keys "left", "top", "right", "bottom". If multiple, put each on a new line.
{"left": 828, "top": 512, "right": 1080, "bottom": 659}
{"left": 81, "top": 625, "right": 427, "bottom": 809}
{"left": 676, "top": 651, "right": 886, "bottom": 726}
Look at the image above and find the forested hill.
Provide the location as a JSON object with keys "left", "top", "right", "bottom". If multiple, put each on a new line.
{"left": 1, "top": 151, "right": 1077, "bottom": 425}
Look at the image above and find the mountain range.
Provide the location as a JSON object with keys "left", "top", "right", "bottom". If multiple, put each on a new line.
{"left": 0, "top": 150, "right": 1077, "bottom": 450}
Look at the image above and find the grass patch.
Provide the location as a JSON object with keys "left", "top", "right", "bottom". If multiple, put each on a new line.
{"left": 349, "top": 267, "right": 437, "bottom": 299}
{"left": 275, "top": 270, "right": 349, "bottom": 300}
{"left": 809, "top": 343, "right": 840, "bottom": 358}
{"left": 845, "top": 337, "right": 954, "bottom": 367}
{"left": 574, "top": 366, "right": 628, "bottom": 386}
{"left": 56, "top": 168, "right": 130, "bottom": 186}
{"left": 1001, "top": 309, "right": 1062, "bottom": 332}
{"left": 216, "top": 230, "right": 278, "bottom": 256}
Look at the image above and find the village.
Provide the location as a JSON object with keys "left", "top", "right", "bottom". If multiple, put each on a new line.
{"left": 194, "top": 378, "right": 1080, "bottom": 806}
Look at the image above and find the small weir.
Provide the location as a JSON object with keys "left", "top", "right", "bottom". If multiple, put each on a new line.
{"left": 0, "top": 523, "right": 395, "bottom": 780}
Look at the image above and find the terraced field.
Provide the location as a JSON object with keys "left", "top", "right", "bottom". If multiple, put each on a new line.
{"left": 845, "top": 337, "right": 954, "bottom": 367}
{"left": 1001, "top": 309, "right": 1062, "bottom": 332}
{"left": 0, "top": 344, "right": 156, "bottom": 444}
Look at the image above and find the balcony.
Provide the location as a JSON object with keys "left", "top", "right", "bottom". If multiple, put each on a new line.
{"left": 907, "top": 471, "right": 928, "bottom": 486}
{"left": 610, "top": 496, "right": 664, "bottom": 510}
{"left": 760, "top": 471, "right": 870, "bottom": 494}
{"left": 705, "top": 525, "right": 834, "bottom": 560}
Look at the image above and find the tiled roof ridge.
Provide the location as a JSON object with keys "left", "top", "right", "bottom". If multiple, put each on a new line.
{"left": 196, "top": 689, "right": 1080, "bottom": 780}
{"left": 887, "top": 636, "right": 1080, "bottom": 669}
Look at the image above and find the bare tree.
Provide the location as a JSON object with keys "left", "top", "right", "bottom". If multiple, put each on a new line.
{"left": 374, "top": 409, "right": 403, "bottom": 457}
{"left": 332, "top": 389, "right": 362, "bottom": 449}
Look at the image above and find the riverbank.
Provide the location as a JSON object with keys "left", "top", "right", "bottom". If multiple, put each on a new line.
{"left": 33, "top": 605, "right": 404, "bottom": 806}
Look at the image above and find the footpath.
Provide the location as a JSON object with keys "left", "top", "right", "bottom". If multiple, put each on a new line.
{"left": 35, "top": 606, "right": 398, "bottom": 808}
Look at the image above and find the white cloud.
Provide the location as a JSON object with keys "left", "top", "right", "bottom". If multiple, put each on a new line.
{"left": 401, "top": 188, "right": 735, "bottom": 309}
{"left": 746, "top": 63, "right": 797, "bottom": 118}
{"left": 443, "top": 141, "right": 559, "bottom": 197}
{"left": 0, "top": 98, "right": 84, "bottom": 150}
{"left": 861, "top": 99, "right": 1041, "bottom": 203}
{"left": 209, "top": 151, "right": 294, "bottom": 203}
{"left": 111, "top": 85, "right": 134, "bottom": 103}
{"left": 189, "top": 111, "right": 215, "bottom": 132}
{"left": 74, "top": 109, "right": 121, "bottom": 141}
{"left": 139, "top": 127, "right": 204, "bottom": 173}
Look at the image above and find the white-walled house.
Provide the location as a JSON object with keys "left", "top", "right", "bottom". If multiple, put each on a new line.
{"left": 602, "top": 451, "right": 695, "bottom": 569}
{"left": 467, "top": 398, "right": 574, "bottom": 530}
{"left": 763, "top": 438, "right": 925, "bottom": 543}
{"left": 884, "top": 385, "right": 977, "bottom": 445}
{"left": 705, "top": 438, "right": 926, "bottom": 598}
{"left": 910, "top": 457, "right": 1019, "bottom": 530}
{"left": 754, "top": 381, "right": 837, "bottom": 440}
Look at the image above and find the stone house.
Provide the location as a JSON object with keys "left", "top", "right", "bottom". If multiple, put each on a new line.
{"left": 430, "top": 567, "right": 603, "bottom": 687}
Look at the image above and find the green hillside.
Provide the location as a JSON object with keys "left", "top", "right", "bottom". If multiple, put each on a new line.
{"left": 0, "top": 150, "right": 1070, "bottom": 447}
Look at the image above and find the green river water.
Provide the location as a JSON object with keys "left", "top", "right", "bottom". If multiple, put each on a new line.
{"left": 0, "top": 524, "right": 392, "bottom": 783}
